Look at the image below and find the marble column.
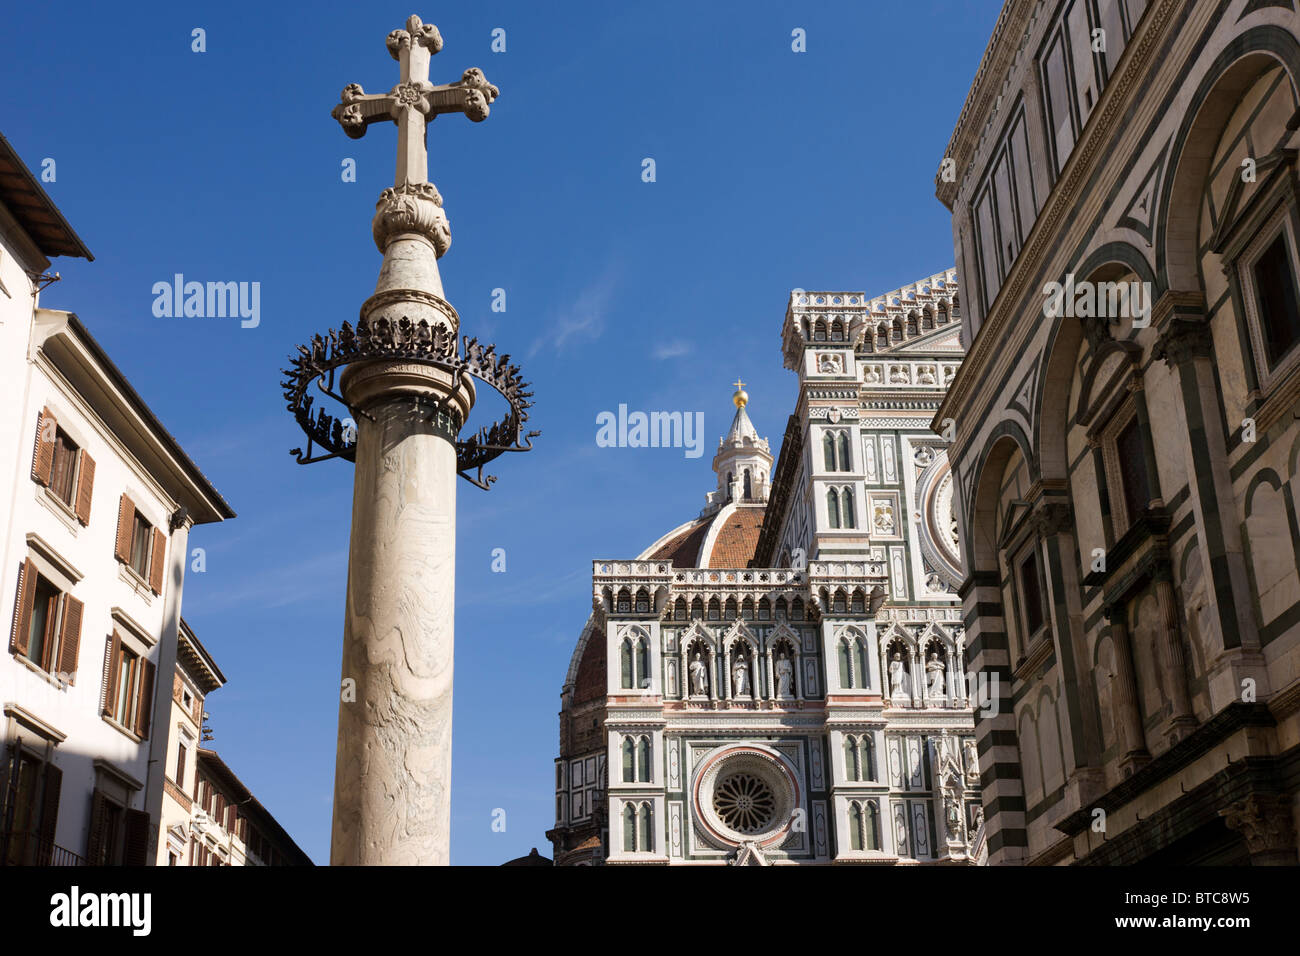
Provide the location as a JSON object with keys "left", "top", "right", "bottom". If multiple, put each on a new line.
{"left": 1152, "top": 569, "right": 1197, "bottom": 741}
{"left": 1104, "top": 604, "right": 1150, "bottom": 777}
{"left": 331, "top": 362, "right": 474, "bottom": 865}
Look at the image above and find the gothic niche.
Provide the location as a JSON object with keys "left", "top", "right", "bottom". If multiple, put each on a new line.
{"left": 923, "top": 641, "right": 947, "bottom": 702}
{"left": 730, "top": 644, "right": 754, "bottom": 699}
{"left": 772, "top": 639, "right": 797, "bottom": 699}
{"left": 886, "top": 640, "right": 912, "bottom": 703}
{"left": 686, "top": 641, "right": 712, "bottom": 698}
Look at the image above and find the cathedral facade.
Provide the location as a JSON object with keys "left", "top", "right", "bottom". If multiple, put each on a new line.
{"left": 936, "top": 0, "right": 1300, "bottom": 864}
{"left": 548, "top": 271, "right": 984, "bottom": 865}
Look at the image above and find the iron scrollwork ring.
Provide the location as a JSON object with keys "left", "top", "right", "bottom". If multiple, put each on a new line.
{"left": 281, "top": 315, "right": 538, "bottom": 489}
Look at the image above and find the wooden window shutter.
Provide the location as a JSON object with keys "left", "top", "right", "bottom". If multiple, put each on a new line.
{"left": 85, "top": 789, "right": 108, "bottom": 864}
{"left": 135, "top": 658, "right": 156, "bottom": 739}
{"left": 73, "top": 451, "right": 95, "bottom": 525}
{"left": 114, "top": 495, "right": 135, "bottom": 564}
{"left": 57, "top": 594, "right": 83, "bottom": 683}
{"left": 148, "top": 528, "right": 166, "bottom": 594}
{"left": 123, "top": 809, "right": 150, "bottom": 865}
{"left": 31, "top": 407, "right": 56, "bottom": 486}
{"left": 100, "top": 632, "right": 121, "bottom": 717}
{"left": 38, "top": 763, "right": 62, "bottom": 863}
{"left": 9, "top": 558, "right": 37, "bottom": 656}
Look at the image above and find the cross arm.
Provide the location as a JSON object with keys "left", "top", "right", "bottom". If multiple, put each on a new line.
{"left": 331, "top": 69, "right": 500, "bottom": 139}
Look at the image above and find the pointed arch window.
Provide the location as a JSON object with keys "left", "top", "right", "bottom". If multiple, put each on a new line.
{"left": 620, "top": 633, "right": 652, "bottom": 690}
{"left": 824, "top": 433, "right": 836, "bottom": 471}
{"left": 623, "top": 804, "right": 636, "bottom": 851}
{"left": 828, "top": 488, "right": 841, "bottom": 529}
{"left": 636, "top": 637, "right": 650, "bottom": 688}
{"left": 844, "top": 736, "right": 861, "bottom": 781}
{"left": 849, "top": 801, "right": 864, "bottom": 851}
{"left": 743, "top": 469, "right": 752, "bottom": 499}
{"left": 622, "top": 737, "right": 636, "bottom": 782}
{"left": 842, "top": 487, "right": 856, "bottom": 529}
{"left": 838, "top": 433, "right": 850, "bottom": 472}
{"left": 865, "top": 801, "right": 880, "bottom": 850}
{"left": 620, "top": 640, "right": 633, "bottom": 689}
{"left": 638, "top": 802, "right": 654, "bottom": 852}
{"left": 637, "top": 736, "right": 651, "bottom": 783}
{"left": 840, "top": 632, "right": 870, "bottom": 689}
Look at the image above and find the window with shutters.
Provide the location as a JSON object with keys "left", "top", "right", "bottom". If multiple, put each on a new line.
{"left": 115, "top": 495, "right": 166, "bottom": 595}
{"left": 101, "top": 632, "right": 155, "bottom": 740}
{"left": 8, "top": 557, "right": 83, "bottom": 683}
{"left": 30, "top": 408, "right": 96, "bottom": 526}
{"left": 48, "top": 430, "right": 79, "bottom": 506}
{"left": 129, "top": 513, "right": 152, "bottom": 579}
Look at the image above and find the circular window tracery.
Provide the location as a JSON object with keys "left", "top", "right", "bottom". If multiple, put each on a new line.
{"left": 692, "top": 746, "right": 800, "bottom": 849}
{"left": 712, "top": 772, "right": 777, "bottom": 833}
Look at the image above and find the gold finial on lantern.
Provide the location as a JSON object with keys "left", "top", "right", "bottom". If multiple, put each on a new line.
{"left": 731, "top": 379, "right": 748, "bottom": 408}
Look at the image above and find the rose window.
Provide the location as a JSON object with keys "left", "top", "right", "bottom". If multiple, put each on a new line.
{"left": 712, "top": 772, "right": 777, "bottom": 834}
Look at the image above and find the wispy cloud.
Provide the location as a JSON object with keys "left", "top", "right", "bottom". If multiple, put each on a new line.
{"left": 652, "top": 340, "right": 690, "bottom": 360}
{"left": 529, "top": 267, "right": 619, "bottom": 358}
{"left": 187, "top": 549, "right": 347, "bottom": 613}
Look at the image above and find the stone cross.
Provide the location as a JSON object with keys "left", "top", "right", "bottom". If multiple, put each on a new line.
{"left": 331, "top": 14, "right": 499, "bottom": 187}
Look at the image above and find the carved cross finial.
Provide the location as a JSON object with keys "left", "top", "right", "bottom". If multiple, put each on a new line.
{"left": 330, "top": 15, "right": 500, "bottom": 188}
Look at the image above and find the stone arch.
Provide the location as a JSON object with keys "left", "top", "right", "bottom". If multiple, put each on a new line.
{"left": 1244, "top": 468, "right": 1300, "bottom": 628}
{"left": 1035, "top": 687, "right": 1066, "bottom": 795}
{"left": 1017, "top": 710, "right": 1044, "bottom": 807}
{"left": 966, "top": 425, "right": 1035, "bottom": 575}
{"left": 1034, "top": 305, "right": 1089, "bottom": 483}
{"left": 1158, "top": 26, "right": 1300, "bottom": 292}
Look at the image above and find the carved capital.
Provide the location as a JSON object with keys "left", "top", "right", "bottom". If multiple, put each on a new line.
{"left": 1154, "top": 318, "right": 1213, "bottom": 368}
{"left": 1081, "top": 315, "right": 1112, "bottom": 350}
{"left": 1031, "top": 502, "right": 1074, "bottom": 539}
{"left": 372, "top": 182, "right": 451, "bottom": 256}
{"left": 1220, "top": 793, "right": 1296, "bottom": 856}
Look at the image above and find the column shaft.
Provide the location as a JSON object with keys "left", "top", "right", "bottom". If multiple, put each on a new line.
{"left": 331, "top": 398, "right": 458, "bottom": 865}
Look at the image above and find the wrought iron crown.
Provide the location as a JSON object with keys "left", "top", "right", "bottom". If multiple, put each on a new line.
{"left": 280, "top": 315, "right": 539, "bottom": 490}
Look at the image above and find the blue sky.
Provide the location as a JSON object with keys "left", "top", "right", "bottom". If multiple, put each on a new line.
{"left": 4, "top": 0, "right": 999, "bottom": 864}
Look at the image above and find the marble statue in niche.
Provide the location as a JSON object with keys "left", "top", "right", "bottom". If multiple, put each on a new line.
{"left": 917, "top": 365, "right": 937, "bottom": 385}
{"left": 689, "top": 651, "right": 708, "bottom": 696}
{"left": 889, "top": 651, "right": 909, "bottom": 699}
{"left": 926, "top": 650, "right": 946, "bottom": 698}
{"left": 964, "top": 739, "right": 979, "bottom": 784}
{"left": 775, "top": 653, "right": 794, "bottom": 698}
{"left": 864, "top": 365, "right": 882, "bottom": 384}
{"left": 731, "top": 653, "right": 750, "bottom": 697}
{"left": 889, "top": 365, "right": 911, "bottom": 384}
